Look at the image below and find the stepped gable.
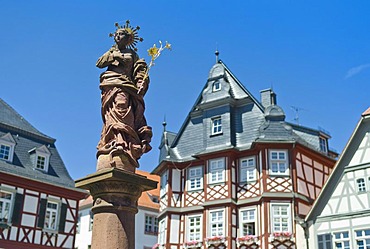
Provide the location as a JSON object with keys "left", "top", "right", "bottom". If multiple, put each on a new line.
{"left": 0, "top": 98, "right": 75, "bottom": 188}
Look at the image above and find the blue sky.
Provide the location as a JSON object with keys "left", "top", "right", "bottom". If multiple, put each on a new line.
{"left": 1, "top": 1, "right": 369, "bottom": 180}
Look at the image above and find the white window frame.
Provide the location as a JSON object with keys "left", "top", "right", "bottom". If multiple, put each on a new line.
{"left": 333, "top": 231, "right": 350, "bottom": 249}
{"left": 187, "top": 166, "right": 203, "bottom": 191}
{"left": 158, "top": 218, "right": 166, "bottom": 245}
{"left": 270, "top": 203, "right": 291, "bottom": 233}
{"left": 240, "top": 157, "right": 257, "bottom": 182}
{"left": 357, "top": 178, "right": 366, "bottom": 193}
{"left": 144, "top": 214, "right": 158, "bottom": 235}
{"left": 0, "top": 188, "right": 15, "bottom": 224}
{"left": 317, "top": 233, "right": 332, "bottom": 249}
{"left": 209, "top": 209, "right": 225, "bottom": 237}
{"left": 44, "top": 200, "right": 60, "bottom": 231}
{"left": 35, "top": 151, "right": 50, "bottom": 172}
{"left": 187, "top": 214, "right": 202, "bottom": 242}
{"left": 212, "top": 81, "right": 221, "bottom": 92}
{"left": 0, "top": 133, "right": 15, "bottom": 163}
{"left": 0, "top": 144, "right": 12, "bottom": 162}
{"left": 211, "top": 117, "right": 222, "bottom": 135}
{"left": 240, "top": 208, "right": 257, "bottom": 237}
{"left": 208, "top": 158, "right": 225, "bottom": 184}
{"left": 319, "top": 137, "right": 328, "bottom": 153}
{"left": 269, "top": 150, "right": 289, "bottom": 176}
{"left": 355, "top": 229, "right": 370, "bottom": 249}
{"left": 160, "top": 170, "right": 168, "bottom": 197}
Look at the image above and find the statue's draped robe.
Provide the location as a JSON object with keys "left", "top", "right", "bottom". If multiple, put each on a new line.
{"left": 97, "top": 56, "right": 152, "bottom": 167}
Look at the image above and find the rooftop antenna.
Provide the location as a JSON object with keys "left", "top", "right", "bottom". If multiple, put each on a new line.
{"left": 290, "top": 106, "right": 305, "bottom": 125}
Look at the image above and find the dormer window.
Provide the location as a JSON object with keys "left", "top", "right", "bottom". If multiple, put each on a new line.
{"left": 319, "top": 137, "right": 328, "bottom": 153}
{"left": 29, "top": 145, "right": 51, "bottom": 172}
{"left": 0, "top": 133, "right": 16, "bottom": 163}
{"left": 36, "top": 155, "right": 46, "bottom": 170}
{"left": 211, "top": 117, "right": 222, "bottom": 135}
{"left": 212, "top": 81, "right": 221, "bottom": 92}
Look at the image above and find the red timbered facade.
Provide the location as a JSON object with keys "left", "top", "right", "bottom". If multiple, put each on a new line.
{"left": 152, "top": 59, "right": 337, "bottom": 249}
{"left": 0, "top": 98, "right": 86, "bottom": 248}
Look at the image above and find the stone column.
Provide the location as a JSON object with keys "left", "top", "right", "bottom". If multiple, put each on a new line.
{"left": 75, "top": 168, "right": 157, "bottom": 249}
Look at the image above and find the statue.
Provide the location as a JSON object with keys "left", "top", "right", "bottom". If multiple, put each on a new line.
{"left": 96, "top": 21, "right": 152, "bottom": 171}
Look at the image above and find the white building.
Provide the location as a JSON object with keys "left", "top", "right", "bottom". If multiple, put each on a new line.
{"left": 75, "top": 169, "right": 160, "bottom": 249}
{"left": 306, "top": 107, "right": 370, "bottom": 249}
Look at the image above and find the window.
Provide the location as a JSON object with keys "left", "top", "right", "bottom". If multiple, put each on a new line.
{"left": 44, "top": 201, "right": 59, "bottom": 230}
{"left": 269, "top": 150, "right": 289, "bottom": 175}
{"left": 158, "top": 218, "right": 166, "bottom": 245}
{"left": 188, "top": 215, "right": 202, "bottom": 241}
{"left": 29, "top": 145, "right": 50, "bottom": 172}
{"left": 210, "top": 210, "right": 224, "bottom": 237}
{"left": 357, "top": 178, "right": 366, "bottom": 192}
{"left": 319, "top": 137, "right": 328, "bottom": 153}
{"left": 209, "top": 158, "right": 225, "bottom": 184}
{"left": 0, "top": 133, "right": 15, "bottom": 163}
{"left": 240, "top": 157, "right": 256, "bottom": 182}
{"left": 356, "top": 229, "right": 370, "bottom": 249}
{"left": 145, "top": 215, "right": 158, "bottom": 234}
{"left": 318, "top": 234, "right": 332, "bottom": 249}
{"left": 36, "top": 155, "right": 46, "bottom": 170}
{"left": 271, "top": 204, "right": 291, "bottom": 232}
{"left": 89, "top": 210, "right": 93, "bottom": 231}
{"left": 160, "top": 171, "right": 168, "bottom": 197}
{"left": 240, "top": 209, "right": 256, "bottom": 236}
{"left": 188, "top": 166, "right": 203, "bottom": 191}
{"left": 0, "top": 144, "right": 11, "bottom": 161}
{"left": 211, "top": 117, "right": 222, "bottom": 135}
{"left": 213, "top": 81, "right": 221, "bottom": 92}
{"left": 333, "top": 231, "right": 350, "bottom": 249}
{"left": 0, "top": 190, "right": 13, "bottom": 223}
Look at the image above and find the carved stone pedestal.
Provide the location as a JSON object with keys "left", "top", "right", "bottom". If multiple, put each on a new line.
{"left": 75, "top": 168, "right": 157, "bottom": 249}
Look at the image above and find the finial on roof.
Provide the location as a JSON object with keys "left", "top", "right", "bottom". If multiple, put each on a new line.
{"left": 162, "top": 116, "right": 167, "bottom": 132}
{"left": 215, "top": 49, "right": 220, "bottom": 63}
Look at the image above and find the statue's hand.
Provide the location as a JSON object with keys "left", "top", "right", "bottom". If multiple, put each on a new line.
{"left": 112, "top": 50, "right": 124, "bottom": 63}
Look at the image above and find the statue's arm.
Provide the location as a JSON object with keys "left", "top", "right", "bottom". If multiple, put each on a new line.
{"left": 96, "top": 48, "right": 122, "bottom": 68}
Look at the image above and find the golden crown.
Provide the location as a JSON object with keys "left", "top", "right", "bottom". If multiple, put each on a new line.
{"left": 109, "top": 20, "right": 143, "bottom": 51}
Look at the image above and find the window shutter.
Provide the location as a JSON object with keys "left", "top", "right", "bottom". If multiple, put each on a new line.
{"left": 11, "top": 193, "right": 24, "bottom": 226}
{"left": 37, "top": 199, "right": 47, "bottom": 228}
{"left": 58, "top": 203, "right": 68, "bottom": 233}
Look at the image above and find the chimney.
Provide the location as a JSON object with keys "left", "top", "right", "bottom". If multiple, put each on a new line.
{"left": 260, "top": 89, "right": 277, "bottom": 108}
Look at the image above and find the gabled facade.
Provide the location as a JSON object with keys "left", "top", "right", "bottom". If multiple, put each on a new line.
{"left": 152, "top": 60, "right": 337, "bottom": 249}
{"left": 75, "top": 169, "right": 160, "bottom": 249}
{"left": 0, "top": 98, "right": 86, "bottom": 248}
{"left": 306, "top": 108, "right": 370, "bottom": 249}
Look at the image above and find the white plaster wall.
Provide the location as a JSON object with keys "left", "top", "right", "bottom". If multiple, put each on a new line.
{"left": 75, "top": 207, "right": 92, "bottom": 249}
{"left": 136, "top": 208, "right": 159, "bottom": 249}
{"left": 170, "top": 214, "right": 180, "bottom": 244}
{"left": 172, "top": 169, "right": 181, "bottom": 192}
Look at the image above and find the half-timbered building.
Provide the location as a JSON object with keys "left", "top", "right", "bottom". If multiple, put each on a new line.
{"left": 0, "top": 98, "right": 86, "bottom": 248}
{"left": 305, "top": 107, "right": 370, "bottom": 249}
{"left": 151, "top": 58, "right": 337, "bottom": 249}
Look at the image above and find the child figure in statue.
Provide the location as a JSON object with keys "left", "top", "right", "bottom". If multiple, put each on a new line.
{"left": 96, "top": 21, "right": 152, "bottom": 171}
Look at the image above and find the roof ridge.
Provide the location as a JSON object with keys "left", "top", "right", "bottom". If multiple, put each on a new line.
{"left": 0, "top": 98, "right": 55, "bottom": 141}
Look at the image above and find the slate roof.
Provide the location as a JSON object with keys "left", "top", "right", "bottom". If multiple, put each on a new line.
{"left": 0, "top": 98, "right": 75, "bottom": 189}
{"left": 154, "top": 59, "right": 334, "bottom": 171}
